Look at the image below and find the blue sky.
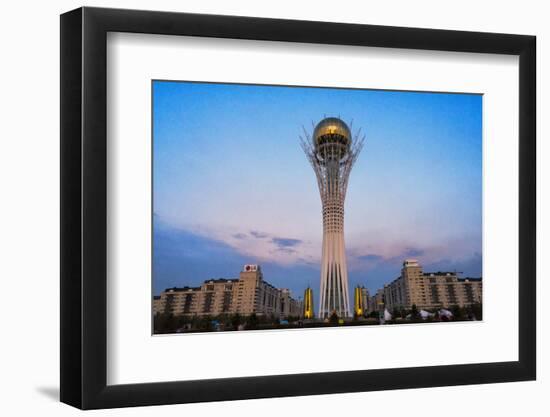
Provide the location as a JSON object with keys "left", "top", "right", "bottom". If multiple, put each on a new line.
{"left": 153, "top": 81, "right": 482, "bottom": 299}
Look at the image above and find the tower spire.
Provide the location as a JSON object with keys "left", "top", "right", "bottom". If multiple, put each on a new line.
{"left": 301, "top": 117, "right": 364, "bottom": 318}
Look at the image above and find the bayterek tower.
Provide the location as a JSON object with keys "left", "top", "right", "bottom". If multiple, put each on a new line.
{"left": 301, "top": 117, "right": 364, "bottom": 318}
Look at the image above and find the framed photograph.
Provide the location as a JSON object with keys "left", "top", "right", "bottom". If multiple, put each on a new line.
{"left": 60, "top": 6, "right": 536, "bottom": 409}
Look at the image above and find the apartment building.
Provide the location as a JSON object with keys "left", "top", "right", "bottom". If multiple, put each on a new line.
{"left": 382, "top": 259, "right": 482, "bottom": 311}
{"left": 155, "top": 264, "right": 302, "bottom": 318}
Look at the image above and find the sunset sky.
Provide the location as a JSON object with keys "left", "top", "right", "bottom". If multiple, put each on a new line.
{"left": 152, "top": 80, "right": 482, "bottom": 299}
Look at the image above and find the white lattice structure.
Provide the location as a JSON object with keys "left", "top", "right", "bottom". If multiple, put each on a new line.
{"left": 301, "top": 117, "right": 364, "bottom": 318}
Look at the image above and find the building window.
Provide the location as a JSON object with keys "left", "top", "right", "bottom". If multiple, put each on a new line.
{"left": 183, "top": 293, "right": 194, "bottom": 313}
{"left": 222, "top": 292, "right": 232, "bottom": 311}
{"left": 464, "top": 284, "right": 475, "bottom": 303}
{"left": 203, "top": 293, "right": 214, "bottom": 313}
{"left": 447, "top": 285, "right": 457, "bottom": 304}
{"left": 430, "top": 286, "right": 440, "bottom": 303}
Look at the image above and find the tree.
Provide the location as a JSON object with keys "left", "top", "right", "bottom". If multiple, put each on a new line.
{"left": 176, "top": 314, "right": 191, "bottom": 329}
{"left": 410, "top": 304, "right": 419, "bottom": 320}
{"left": 231, "top": 313, "right": 242, "bottom": 330}
{"left": 329, "top": 311, "right": 339, "bottom": 325}
{"left": 199, "top": 315, "right": 213, "bottom": 331}
{"left": 466, "top": 302, "right": 482, "bottom": 320}
{"left": 451, "top": 305, "right": 464, "bottom": 320}
{"left": 392, "top": 307, "right": 401, "bottom": 319}
{"left": 153, "top": 311, "right": 178, "bottom": 334}
{"left": 247, "top": 313, "right": 259, "bottom": 330}
{"left": 268, "top": 313, "right": 278, "bottom": 325}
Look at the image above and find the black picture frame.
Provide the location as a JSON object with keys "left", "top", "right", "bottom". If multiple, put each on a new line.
{"left": 60, "top": 6, "right": 536, "bottom": 410}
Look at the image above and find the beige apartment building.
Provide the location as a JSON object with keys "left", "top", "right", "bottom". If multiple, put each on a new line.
{"left": 361, "top": 287, "right": 370, "bottom": 314}
{"left": 153, "top": 296, "right": 163, "bottom": 314}
{"left": 381, "top": 259, "right": 482, "bottom": 311}
{"left": 280, "top": 288, "right": 303, "bottom": 318}
{"left": 155, "top": 264, "right": 302, "bottom": 318}
{"left": 368, "top": 288, "right": 385, "bottom": 314}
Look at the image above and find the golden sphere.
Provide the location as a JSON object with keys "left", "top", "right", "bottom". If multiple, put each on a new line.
{"left": 313, "top": 117, "right": 351, "bottom": 160}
